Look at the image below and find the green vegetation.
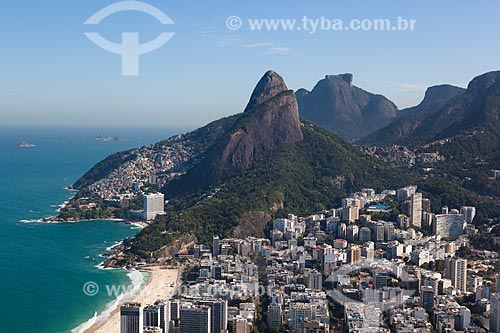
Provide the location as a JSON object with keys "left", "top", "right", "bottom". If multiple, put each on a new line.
{"left": 131, "top": 122, "right": 411, "bottom": 253}
{"left": 59, "top": 191, "right": 143, "bottom": 221}
{"left": 362, "top": 72, "right": 500, "bottom": 203}
{"left": 129, "top": 122, "right": 500, "bottom": 256}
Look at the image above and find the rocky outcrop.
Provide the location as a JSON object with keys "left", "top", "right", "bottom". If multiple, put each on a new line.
{"left": 155, "top": 234, "right": 197, "bottom": 259}
{"left": 208, "top": 92, "right": 303, "bottom": 181}
{"left": 232, "top": 211, "right": 272, "bottom": 239}
{"left": 296, "top": 74, "right": 398, "bottom": 141}
{"left": 168, "top": 71, "right": 304, "bottom": 193}
{"left": 244, "top": 70, "right": 289, "bottom": 112}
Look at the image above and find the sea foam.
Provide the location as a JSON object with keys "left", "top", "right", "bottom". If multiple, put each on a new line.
{"left": 71, "top": 270, "right": 147, "bottom": 333}
{"left": 19, "top": 219, "right": 60, "bottom": 224}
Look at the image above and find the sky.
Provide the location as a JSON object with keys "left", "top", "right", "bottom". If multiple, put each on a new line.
{"left": 1, "top": 0, "right": 499, "bottom": 129}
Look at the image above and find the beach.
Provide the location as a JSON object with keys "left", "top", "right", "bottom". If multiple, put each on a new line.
{"left": 84, "top": 266, "right": 179, "bottom": 333}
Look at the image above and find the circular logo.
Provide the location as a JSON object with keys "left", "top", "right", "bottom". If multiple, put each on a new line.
{"left": 83, "top": 281, "right": 100, "bottom": 296}
{"left": 226, "top": 16, "right": 243, "bottom": 31}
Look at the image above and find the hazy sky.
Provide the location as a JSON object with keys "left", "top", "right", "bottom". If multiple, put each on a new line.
{"left": 1, "top": 0, "right": 499, "bottom": 129}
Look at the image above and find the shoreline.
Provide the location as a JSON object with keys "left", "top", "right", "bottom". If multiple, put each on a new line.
{"left": 41, "top": 215, "right": 149, "bottom": 228}
{"left": 80, "top": 266, "right": 180, "bottom": 333}
{"left": 56, "top": 189, "right": 170, "bottom": 332}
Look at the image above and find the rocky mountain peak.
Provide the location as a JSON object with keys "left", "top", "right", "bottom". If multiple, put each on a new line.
{"left": 466, "top": 70, "right": 500, "bottom": 97}
{"left": 244, "top": 70, "right": 289, "bottom": 112}
{"left": 169, "top": 71, "right": 304, "bottom": 192}
{"left": 297, "top": 73, "right": 397, "bottom": 141}
{"left": 325, "top": 73, "right": 353, "bottom": 87}
{"left": 423, "top": 84, "right": 465, "bottom": 102}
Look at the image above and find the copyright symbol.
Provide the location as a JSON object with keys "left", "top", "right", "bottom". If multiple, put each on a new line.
{"left": 83, "top": 281, "right": 99, "bottom": 296}
{"left": 226, "top": 16, "right": 242, "bottom": 30}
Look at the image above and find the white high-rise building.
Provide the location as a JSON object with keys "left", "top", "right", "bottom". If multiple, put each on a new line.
{"left": 306, "top": 270, "right": 323, "bottom": 290}
{"left": 143, "top": 193, "right": 165, "bottom": 221}
{"left": 460, "top": 206, "right": 476, "bottom": 223}
{"left": 169, "top": 299, "right": 180, "bottom": 327}
{"left": 154, "top": 300, "right": 168, "bottom": 333}
{"left": 448, "top": 258, "right": 468, "bottom": 293}
{"left": 197, "top": 300, "right": 227, "bottom": 333}
{"left": 233, "top": 316, "right": 252, "bottom": 333}
{"left": 121, "top": 303, "right": 143, "bottom": 333}
{"left": 397, "top": 186, "right": 417, "bottom": 201}
{"left": 433, "top": 214, "right": 466, "bottom": 239}
{"left": 398, "top": 214, "right": 410, "bottom": 228}
{"left": 410, "top": 193, "right": 423, "bottom": 228}
{"left": 346, "top": 224, "right": 359, "bottom": 242}
{"left": 342, "top": 206, "right": 359, "bottom": 223}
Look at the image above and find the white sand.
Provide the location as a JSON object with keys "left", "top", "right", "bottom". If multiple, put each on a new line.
{"left": 84, "top": 267, "right": 179, "bottom": 333}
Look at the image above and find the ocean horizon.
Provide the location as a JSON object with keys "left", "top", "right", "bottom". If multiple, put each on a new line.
{"left": 0, "top": 127, "right": 181, "bottom": 332}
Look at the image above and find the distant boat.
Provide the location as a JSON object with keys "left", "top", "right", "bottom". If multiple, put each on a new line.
{"left": 17, "top": 141, "right": 36, "bottom": 148}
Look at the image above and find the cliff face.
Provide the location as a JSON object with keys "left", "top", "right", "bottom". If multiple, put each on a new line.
{"left": 296, "top": 74, "right": 398, "bottom": 141}
{"left": 212, "top": 90, "right": 303, "bottom": 181}
{"left": 244, "top": 70, "right": 290, "bottom": 112}
{"left": 167, "top": 70, "right": 304, "bottom": 194}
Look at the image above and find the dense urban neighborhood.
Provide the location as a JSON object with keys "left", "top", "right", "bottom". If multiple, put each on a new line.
{"left": 115, "top": 186, "right": 500, "bottom": 333}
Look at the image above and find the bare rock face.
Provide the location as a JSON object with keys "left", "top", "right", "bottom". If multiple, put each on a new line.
{"left": 207, "top": 71, "right": 303, "bottom": 182}
{"left": 232, "top": 211, "right": 272, "bottom": 239}
{"left": 244, "top": 70, "right": 289, "bottom": 112}
{"left": 297, "top": 73, "right": 398, "bottom": 141}
{"left": 173, "top": 71, "right": 304, "bottom": 191}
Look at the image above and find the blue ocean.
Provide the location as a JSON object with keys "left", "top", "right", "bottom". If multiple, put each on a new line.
{"left": 0, "top": 127, "right": 181, "bottom": 332}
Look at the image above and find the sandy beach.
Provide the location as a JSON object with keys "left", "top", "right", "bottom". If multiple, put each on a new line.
{"left": 84, "top": 266, "right": 179, "bottom": 333}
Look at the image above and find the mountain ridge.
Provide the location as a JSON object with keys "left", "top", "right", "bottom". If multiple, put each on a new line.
{"left": 358, "top": 70, "right": 500, "bottom": 203}
{"left": 397, "top": 84, "right": 465, "bottom": 118}
{"left": 62, "top": 70, "right": 500, "bottom": 259}
{"left": 357, "top": 84, "right": 465, "bottom": 146}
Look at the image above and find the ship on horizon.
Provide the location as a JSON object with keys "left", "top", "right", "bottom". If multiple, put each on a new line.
{"left": 17, "top": 141, "right": 36, "bottom": 148}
